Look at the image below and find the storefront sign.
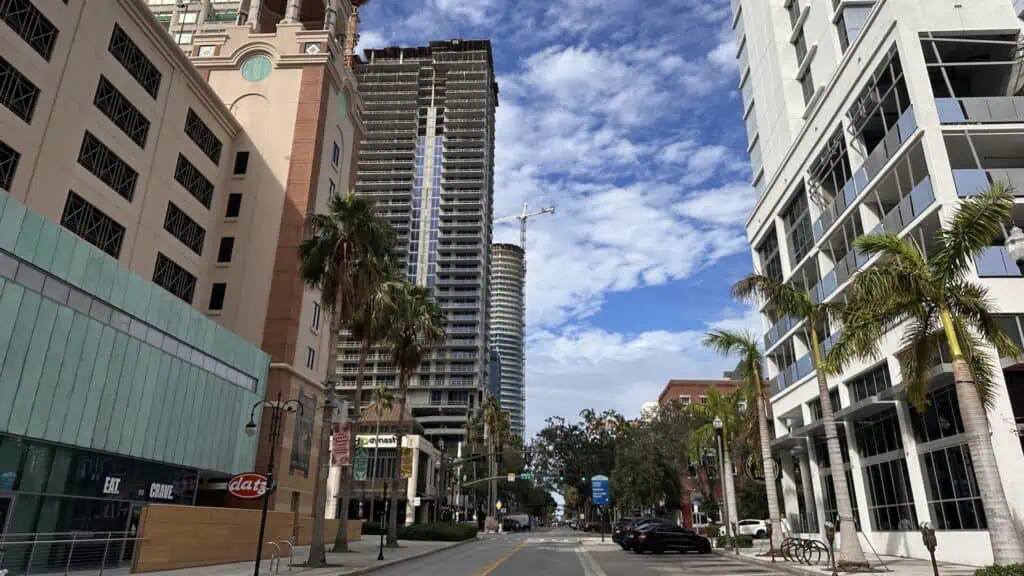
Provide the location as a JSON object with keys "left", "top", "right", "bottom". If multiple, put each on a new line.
{"left": 400, "top": 448, "right": 413, "bottom": 479}
{"left": 353, "top": 448, "right": 369, "bottom": 481}
{"left": 332, "top": 423, "right": 351, "bottom": 467}
{"left": 228, "top": 473, "right": 268, "bottom": 499}
{"left": 149, "top": 483, "right": 174, "bottom": 500}
{"left": 103, "top": 477, "right": 122, "bottom": 495}
{"left": 357, "top": 435, "right": 397, "bottom": 449}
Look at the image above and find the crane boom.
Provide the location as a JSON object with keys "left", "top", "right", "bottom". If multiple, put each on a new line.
{"left": 495, "top": 203, "right": 555, "bottom": 248}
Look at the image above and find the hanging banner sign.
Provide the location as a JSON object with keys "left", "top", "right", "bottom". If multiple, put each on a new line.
{"left": 332, "top": 423, "right": 351, "bottom": 467}
{"left": 400, "top": 448, "right": 413, "bottom": 479}
{"left": 357, "top": 435, "right": 398, "bottom": 449}
{"left": 354, "top": 448, "right": 369, "bottom": 481}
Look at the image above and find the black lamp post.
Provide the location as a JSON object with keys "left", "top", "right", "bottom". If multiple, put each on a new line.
{"left": 244, "top": 392, "right": 302, "bottom": 576}
{"left": 378, "top": 482, "right": 388, "bottom": 561}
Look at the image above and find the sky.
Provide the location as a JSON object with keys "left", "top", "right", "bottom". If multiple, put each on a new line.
{"left": 355, "top": 0, "right": 762, "bottom": 437}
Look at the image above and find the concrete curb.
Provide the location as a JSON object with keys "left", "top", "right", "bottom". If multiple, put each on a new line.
{"left": 715, "top": 550, "right": 825, "bottom": 576}
{"left": 340, "top": 538, "right": 477, "bottom": 575}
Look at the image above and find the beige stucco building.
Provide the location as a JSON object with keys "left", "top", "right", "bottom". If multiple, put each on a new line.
{"left": 0, "top": 0, "right": 363, "bottom": 517}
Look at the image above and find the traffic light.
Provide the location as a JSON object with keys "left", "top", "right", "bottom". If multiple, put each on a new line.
{"left": 559, "top": 473, "right": 565, "bottom": 481}
{"left": 582, "top": 476, "right": 588, "bottom": 482}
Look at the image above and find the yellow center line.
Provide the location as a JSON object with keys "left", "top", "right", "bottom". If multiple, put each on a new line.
{"left": 474, "top": 541, "right": 527, "bottom": 576}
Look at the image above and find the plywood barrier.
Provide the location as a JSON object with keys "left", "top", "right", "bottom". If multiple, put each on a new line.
{"left": 132, "top": 505, "right": 362, "bottom": 573}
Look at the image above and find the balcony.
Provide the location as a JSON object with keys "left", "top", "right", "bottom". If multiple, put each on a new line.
{"left": 812, "top": 107, "right": 918, "bottom": 241}
{"left": 764, "top": 315, "right": 800, "bottom": 349}
{"left": 936, "top": 97, "right": 1024, "bottom": 125}
{"left": 976, "top": 246, "right": 1023, "bottom": 277}
{"left": 869, "top": 176, "right": 935, "bottom": 236}
{"left": 771, "top": 353, "right": 815, "bottom": 395}
{"left": 810, "top": 248, "right": 869, "bottom": 304}
{"left": 954, "top": 169, "right": 1024, "bottom": 198}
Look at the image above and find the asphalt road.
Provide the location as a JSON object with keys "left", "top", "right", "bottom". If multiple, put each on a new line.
{"left": 367, "top": 528, "right": 791, "bottom": 576}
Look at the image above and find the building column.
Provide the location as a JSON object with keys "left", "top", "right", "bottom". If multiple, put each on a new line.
{"left": 343, "top": 3, "right": 360, "bottom": 69}
{"left": 168, "top": 3, "right": 181, "bottom": 33}
{"left": 794, "top": 445, "right": 818, "bottom": 534}
{"left": 406, "top": 444, "right": 418, "bottom": 526}
{"left": 196, "top": 0, "right": 212, "bottom": 31}
{"left": 323, "top": 0, "right": 337, "bottom": 31}
{"left": 779, "top": 450, "right": 802, "bottom": 534}
{"left": 284, "top": 0, "right": 302, "bottom": 23}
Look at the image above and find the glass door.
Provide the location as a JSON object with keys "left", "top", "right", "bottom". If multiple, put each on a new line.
{"left": 0, "top": 495, "right": 11, "bottom": 536}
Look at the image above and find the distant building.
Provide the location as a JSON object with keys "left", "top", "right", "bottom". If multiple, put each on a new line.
{"left": 657, "top": 379, "right": 739, "bottom": 408}
{"left": 640, "top": 401, "right": 660, "bottom": 421}
{"left": 488, "top": 347, "right": 502, "bottom": 400}
{"left": 490, "top": 243, "right": 526, "bottom": 437}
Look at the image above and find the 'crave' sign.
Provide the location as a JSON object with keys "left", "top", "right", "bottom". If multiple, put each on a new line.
{"left": 228, "top": 473, "right": 268, "bottom": 499}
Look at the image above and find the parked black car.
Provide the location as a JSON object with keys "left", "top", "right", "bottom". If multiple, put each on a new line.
{"left": 502, "top": 519, "right": 522, "bottom": 532}
{"left": 630, "top": 523, "right": 712, "bottom": 554}
{"left": 616, "top": 518, "right": 661, "bottom": 550}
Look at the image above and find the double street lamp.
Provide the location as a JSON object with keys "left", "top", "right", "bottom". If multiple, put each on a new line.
{"left": 244, "top": 392, "right": 303, "bottom": 576}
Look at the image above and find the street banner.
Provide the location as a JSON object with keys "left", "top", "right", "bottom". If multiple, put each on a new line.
{"left": 353, "top": 447, "right": 369, "bottom": 481}
{"left": 331, "top": 422, "right": 350, "bottom": 467}
{"left": 400, "top": 447, "right": 413, "bottom": 478}
{"left": 591, "top": 474, "right": 609, "bottom": 506}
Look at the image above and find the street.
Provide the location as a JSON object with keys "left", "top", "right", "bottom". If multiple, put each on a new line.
{"left": 368, "top": 528, "right": 789, "bottom": 576}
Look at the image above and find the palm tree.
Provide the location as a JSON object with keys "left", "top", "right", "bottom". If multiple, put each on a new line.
{"left": 367, "top": 383, "right": 394, "bottom": 523}
{"left": 703, "top": 329, "right": 783, "bottom": 549}
{"left": 383, "top": 283, "right": 445, "bottom": 547}
{"left": 298, "top": 192, "right": 394, "bottom": 564}
{"left": 732, "top": 274, "right": 868, "bottom": 566}
{"left": 482, "top": 396, "right": 511, "bottom": 525}
{"left": 839, "top": 185, "right": 1024, "bottom": 564}
{"left": 682, "top": 387, "right": 742, "bottom": 538}
{"left": 332, "top": 261, "right": 400, "bottom": 552}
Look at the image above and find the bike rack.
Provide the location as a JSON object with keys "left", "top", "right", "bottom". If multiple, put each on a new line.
{"left": 780, "top": 537, "right": 830, "bottom": 565}
{"left": 275, "top": 540, "right": 294, "bottom": 572}
{"left": 263, "top": 542, "right": 281, "bottom": 574}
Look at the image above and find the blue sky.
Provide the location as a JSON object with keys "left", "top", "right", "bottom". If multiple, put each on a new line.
{"left": 355, "top": 0, "right": 760, "bottom": 437}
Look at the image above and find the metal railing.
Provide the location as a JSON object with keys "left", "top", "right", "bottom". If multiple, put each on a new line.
{"left": 0, "top": 532, "right": 143, "bottom": 576}
{"left": 936, "top": 96, "right": 1024, "bottom": 124}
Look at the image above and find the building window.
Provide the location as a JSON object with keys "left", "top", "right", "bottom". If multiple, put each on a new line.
{"left": 808, "top": 388, "right": 841, "bottom": 422}
{"left": 864, "top": 459, "right": 917, "bottom": 531}
{"left": 921, "top": 443, "right": 986, "bottom": 530}
{"left": 853, "top": 407, "right": 903, "bottom": 458}
{"left": 174, "top": 154, "right": 214, "bottom": 208}
{"left": 331, "top": 141, "right": 340, "bottom": 166}
{"left": 911, "top": 386, "right": 964, "bottom": 444}
{"left": 0, "top": 139, "right": 21, "bottom": 191}
{"left": 782, "top": 187, "right": 813, "bottom": 264}
{"left": 699, "top": 395, "right": 708, "bottom": 404}
{"left": 0, "top": 55, "right": 40, "bottom": 123}
{"left": 312, "top": 301, "right": 321, "bottom": 331}
{"left": 108, "top": 24, "right": 162, "bottom": 99}
{"left": 678, "top": 395, "right": 691, "bottom": 405}
{"left": 225, "top": 193, "right": 242, "bottom": 218}
{"left": 208, "top": 282, "right": 226, "bottom": 311}
{"left": 217, "top": 237, "right": 234, "bottom": 263}
{"left": 184, "top": 108, "right": 222, "bottom": 165}
{"left": 757, "top": 229, "right": 783, "bottom": 283}
{"left": 153, "top": 252, "right": 196, "bottom": 303}
{"left": 787, "top": 0, "right": 802, "bottom": 26}
{"left": 163, "top": 202, "right": 206, "bottom": 255}
{"left": 848, "top": 363, "right": 892, "bottom": 403}
{"left": 60, "top": 191, "right": 125, "bottom": 258}
{"left": 232, "top": 151, "right": 249, "bottom": 175}
{"left": 306, "top": 347, "right": 316, "bottom": 369}
{"left": 1, "top": 0, "right": 59, "bottom": 60}
{"left": 174, "top": 32, "right": 192, "bottom": 45}
{"left": 77, "top": 132, "right": 139, "bottom": 202}
{"left": 836, "top": 6, "right": 871, "bottom": 52}
{"left": 94, "top": 76, "right": 150, "bottom": 148}
{"left": 822, "top": 469, "right": 861, "bottom": 530}
{"left": 800, "top": 70, "right": 815, "bottom": 105}
{"left": 329, "top": 178, "right": 336, "bottom": 196}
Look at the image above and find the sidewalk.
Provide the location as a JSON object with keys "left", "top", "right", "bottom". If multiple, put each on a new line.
{"left": 720, "top": 544, "right": 979, "bottom": 576}
{"left": 140, "top": 538, "right": 473, "bottom": 576}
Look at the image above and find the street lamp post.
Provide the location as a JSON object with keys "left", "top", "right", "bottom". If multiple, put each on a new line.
{"left": 244, "top": 392, "right": 303, "bottom": 576}
{"left": 920, "top": 522, "right": 939, "bottom": 576}
{"left": 712, "top": 416, "right": 731, "bottom": 551}
{"left": 378, "top": 481, "right": 388, "bottom": 561}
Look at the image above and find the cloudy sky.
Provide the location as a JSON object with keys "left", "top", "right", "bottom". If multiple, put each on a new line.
{"left": 356, "top": 0, "right": 761, "bottom": 436}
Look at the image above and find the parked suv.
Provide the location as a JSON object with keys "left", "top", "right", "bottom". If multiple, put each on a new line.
{"left": 736, "top": 519, "right": 769, "bottom": 538}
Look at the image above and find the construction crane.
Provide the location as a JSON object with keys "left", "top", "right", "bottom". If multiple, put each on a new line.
{"left": 494, "top": 203, "right": 556, "bottom": 248}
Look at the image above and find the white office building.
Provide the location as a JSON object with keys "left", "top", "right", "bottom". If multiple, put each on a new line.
{"left": 735, "top": 0, "right": 1024, "bottom": 566}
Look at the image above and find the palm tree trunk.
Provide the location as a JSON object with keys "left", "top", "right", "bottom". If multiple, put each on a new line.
{"left": 756, "top": 370, "right": 784, "bottom": 550}
{"left": 386, "top": 370, "right": 409, "bottom": 548}
{"left": 810, "top": 326, "right": 867, "bottom": 566}
{"left": 369, "top": 415, "right": 382, "bottom": 522}
{"left": 308, "top": 309, "right": 342, "bottom": 567}
{"left": 940, "top": 309, "right": 1024, "bottom": 564}
{"left": 724, "top": 446, "right": 738, "bottom": 532}
{"left": 333, "top": 339, "right": 369, "bottom": 552}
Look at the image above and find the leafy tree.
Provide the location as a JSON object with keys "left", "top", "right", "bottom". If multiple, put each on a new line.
{"left": 382, "top": 283, "right": 444, "bottom": 547}
{"left": 682, "top": 386, "right": 744, "bottom": 534}
{"left": 839, "top": 185, "right": 1024, "bottom": 563}
{"left": 733, "top": 274, "right": 867, "bottom": 566}
{"left": 703, "top": 329, "right": 782, "bottom": 547}
{"left": 367, "top": 383, "right": 394, "bottom": 522}
{"left": 298, "top": 193, "right": 394, "bottom": 563}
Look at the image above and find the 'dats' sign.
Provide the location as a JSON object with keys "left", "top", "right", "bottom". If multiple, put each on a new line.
{"left": 228, "top": 473, "right": 268, "bottom": 499}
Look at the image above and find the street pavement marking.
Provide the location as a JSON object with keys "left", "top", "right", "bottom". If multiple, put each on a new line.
{"left": 473, "top": 541, "right": 526, "bottom": 576}
{"left": 575, "top": 546, "right": 608, "bottom": 576}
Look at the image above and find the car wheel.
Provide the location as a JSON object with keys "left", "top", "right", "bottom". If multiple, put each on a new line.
{"left": 700, "top": 545, "right": 712, "bottom": 554}
{"left": 652, "top": 545, "right": 664, "bottom": 555}
{"left": 756, "top": 529, "right": 767, "bottom": 538}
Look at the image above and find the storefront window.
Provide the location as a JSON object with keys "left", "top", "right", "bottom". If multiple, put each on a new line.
{"left": 853, "top": 407, "right": 903, "bottom": 458}
{"left": 911, "top": 386, "right": 964, "bottom": 443}
{"left": 848, "top": 363, "right": 892, "bottom": 403}
{"left": 823, "top": 470, "right": 861, "bottom": 531}
{"left": 921, "top": 444, "right": 987, "bottom": 530}
{"left": 864, "top": 459, "right": 917, "bottom": 531}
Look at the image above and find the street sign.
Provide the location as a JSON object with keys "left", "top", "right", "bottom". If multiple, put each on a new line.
{"left": 495, "top": 500, "right": 503, "bottom": 511}
{"left": 591, "top": 474, "right": 609, "bottom": 506}
{"left": 520, "top": 472, "right": 533, "bottom": 480}
{"left": 507, "top": 473, "right": 515, "bottom": 482}
{"left": 353, "top": 447, "right": 369, "bottom": 481}
{"left": 228, "top": 473, "right": 267, "bottom": 500}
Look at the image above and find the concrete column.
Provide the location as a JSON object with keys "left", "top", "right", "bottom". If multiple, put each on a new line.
{"left": 343, "top": 4, "right": 360, "bottom": 69}
{"left": 168, "top": 4, "right": 181, "bottom": 33}
{"left": 247, "top": 0, "right": 263, "bottom": 30}
{"left": 196, "top": 0, "right": 212, "bottom": 31}
{"left": 794, "top": 446, "right": 818, "bottom": 534}
{"left": 779, "top": 450, "right": 801, "bottom": 534}
{"left": 323, "top": 0, "right": 337, "bottom": 31}
{"left": 284, "top": 0, "right": 302, "bottom": 23}
{"left": 406, "top": 444, "right": 418, "bottom": 526}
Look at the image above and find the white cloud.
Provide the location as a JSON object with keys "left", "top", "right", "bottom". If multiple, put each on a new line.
{"left": 707, "top": 38, "right": 737, "bottom": 71}
{"left": 432, "top": 0, "right": 500, "bottom": 25}
{"left": 674, "top": 182, "right": 756, "bottom": 225}
{"left": 355, "top": 30, "right": 389, "bottom": 53}
{"left": 524, "top": 308, "right": 762, "bottom": 435}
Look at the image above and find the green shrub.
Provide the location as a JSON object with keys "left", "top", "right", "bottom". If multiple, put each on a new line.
{"left": 715, "top": 535, "right": 754, "bottom": 549}
{"left": 975, "top": 565, "right": 1024, "bottom": 576}
{"left": 397, "top": 522, "right": 478, "bottom": 542}
{"left": 703, "top": 523, "right": 721, "bottom": 538}
{"left": 360, "top": 521, "right": 385, "bottom": 535}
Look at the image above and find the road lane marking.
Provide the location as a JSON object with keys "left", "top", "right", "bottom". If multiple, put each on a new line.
{"left": 575, "top": 546, "right": 608, "bottom": 576}
{"left": 474, "top": 541, "right": 526, "bottom": 576}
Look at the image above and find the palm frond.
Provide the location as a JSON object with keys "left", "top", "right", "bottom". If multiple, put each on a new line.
{"left": 896, "top": 313, "right": 941, "bottom": 412}
{"left": 732, "top": 274, "right": 814, "bottom": 321}
{"left": 932, "top": 183, "right": 1014, "bottom": 281}
{"left": 853, "top": 232, "right": 929, "bottom": 272}
{"left": 947, "top": 280, "right": 1023, "bottom": 360}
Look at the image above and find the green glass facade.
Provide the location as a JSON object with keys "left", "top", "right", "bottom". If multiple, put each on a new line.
{"left": 0, "top": 189, "right": 269, "bottom": 476}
